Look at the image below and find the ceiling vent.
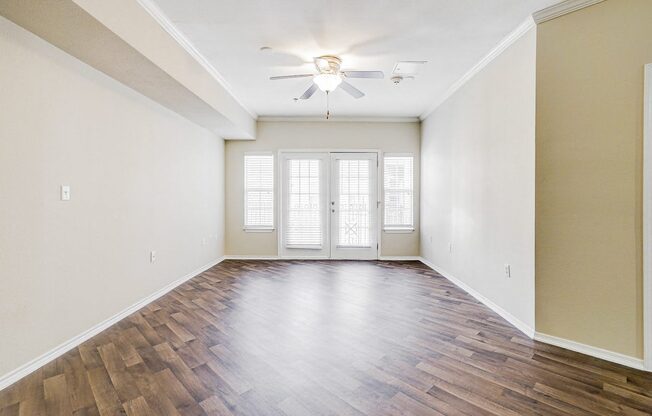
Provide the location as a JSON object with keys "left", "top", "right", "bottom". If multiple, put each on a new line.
{"left": 392, "top": 61, "right": 427, "bottom": 76}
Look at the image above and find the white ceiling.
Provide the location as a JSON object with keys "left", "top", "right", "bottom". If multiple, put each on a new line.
{"left": 150, "top": 0, "right": 559, "bottom": 119}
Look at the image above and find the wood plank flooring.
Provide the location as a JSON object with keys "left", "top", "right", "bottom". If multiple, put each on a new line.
{"left": 1, "top": 260, "right": 651, "bottom": 415}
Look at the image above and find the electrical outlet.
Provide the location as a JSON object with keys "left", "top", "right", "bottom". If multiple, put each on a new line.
{"left": 60, "top": 185, "right": 71, "bottom": 201}
{"left": 504, "top": 264, "right": 511, "bottom": 278}
{"left": 150, "top": 251, "right": 157, "bottom": 263}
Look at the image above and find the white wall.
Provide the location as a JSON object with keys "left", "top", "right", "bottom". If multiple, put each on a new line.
{"left": 420, "top": 28, "right": 537, "bottom": 331}
{"left": 225, "top": 120, "right": 420, "bottom": 257}
{"left": 0, "top": 16, "right": 225, "bottom": 380}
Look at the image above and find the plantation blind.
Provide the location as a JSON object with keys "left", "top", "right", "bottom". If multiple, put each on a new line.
{"left": 383, "top": 155, "right": 413, "bottom": 230}
{"left": 244, "top": 154, "right": 274, "bottom": 229}
{"left": 285, "top": 159, "right": 322, "bottom": 247}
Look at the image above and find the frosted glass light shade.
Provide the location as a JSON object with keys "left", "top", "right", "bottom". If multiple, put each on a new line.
{"left": 314, "top": 73, "right": 342, "bottom": 92}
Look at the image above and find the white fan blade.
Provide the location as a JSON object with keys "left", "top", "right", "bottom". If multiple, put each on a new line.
{"left": 270, "top": 74, "right": 314, "bottom": 80}
{"left": 340, "top": 81, "right": 365, "bottom": 99}
{"left": 299, "top": 83, "right": 318, "bottom": 100}
{"left": 342, "top": 71, "right": 384, "bottom": 79}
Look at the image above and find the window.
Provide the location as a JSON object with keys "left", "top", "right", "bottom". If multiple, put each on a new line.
{"left": 338, "top": 159, "right": 371, "bottom": 247}
{"left": 244, "top": 153, "right": 274, "bottom": 230}
{"left": 383, "top": 155, "right": 413, "bottom": 231}
{"left": 286, "top": 159, "right": 322, "bottom": 247}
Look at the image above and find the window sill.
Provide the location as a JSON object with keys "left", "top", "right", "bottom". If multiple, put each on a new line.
{"left": 383, "top": 228, "right": 415, "bottom": 233}
{"left": 243, "top": 227, "right": 275, "bottom": 233}
{"left": 285, "top": 245, "right": 323, "bottom": 250}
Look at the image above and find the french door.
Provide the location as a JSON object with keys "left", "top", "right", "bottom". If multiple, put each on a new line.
{"left": 279, "top": 153, "right": 330, "bottom": 258}
{"left": 330, "top": 153, "right": 378, "bottom": 259}
{"left": 279, "top": 152, "right": 378, "bottom": 259}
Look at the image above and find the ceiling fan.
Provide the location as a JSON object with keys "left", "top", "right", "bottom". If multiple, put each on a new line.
{"left": 270, "top": 55, "right": 384, "bottom": 101}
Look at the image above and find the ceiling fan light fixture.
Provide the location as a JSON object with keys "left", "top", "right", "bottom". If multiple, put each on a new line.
{"left": 313, "top": 73, "right": 342, "bottom": 92}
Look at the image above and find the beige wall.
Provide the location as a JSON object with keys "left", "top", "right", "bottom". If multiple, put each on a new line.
{"left": 536, "top": 0, "right": 652, "bottom": 358}
{"left": 420, "top": 28, "right": 537, "bottom": 330}
{"left": 0, "top": 16, "right": 225, "bottom": 379}
{"left": 225, "top": 121, "right": 420, "bottom": 257}
{"left": 0, "top": 0, "right": 256, "bottom": 139}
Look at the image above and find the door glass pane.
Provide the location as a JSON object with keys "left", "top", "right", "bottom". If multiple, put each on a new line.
{"left": 286, "top": 159, "right": 322, "bottom": 247}
{"left": 338, "top": 159, "right": 370, "bottom": 247}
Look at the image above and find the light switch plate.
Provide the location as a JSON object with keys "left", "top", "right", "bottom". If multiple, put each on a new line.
{"left": 61, "top": 185, "right": 71, "bottom": 201}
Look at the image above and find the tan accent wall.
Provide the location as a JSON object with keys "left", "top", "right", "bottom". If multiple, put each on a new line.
{"left": 225, "top": 121, "right": 420, "bottom": 257}
{"left": 0, "top": 17, "right": 225, "bottom": 378}
{"left": 535, "top": 0, "right": 652, "bottom": 357}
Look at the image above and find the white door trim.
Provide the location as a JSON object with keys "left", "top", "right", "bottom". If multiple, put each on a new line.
{"left": 277, "top": 149, "right": 382, "bottom": 260}
{"left": 330, "top": 152, "right": 379, "bottom": 260}
{"left": 278, "top": 152, "right": 330, "bottom": 259}
{"left": 644, "top": 63, "right": 652, "bottom": 371}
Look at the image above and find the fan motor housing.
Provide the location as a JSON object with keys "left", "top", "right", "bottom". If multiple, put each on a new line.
{"left": 316, "top": 55, "right": 342, "bottom": 74}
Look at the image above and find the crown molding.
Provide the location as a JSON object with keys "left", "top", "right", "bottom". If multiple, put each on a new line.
{"left": 136, "top": 0, "right": 257, "bottom": 119}
{"left": 257, "top": 116, "right": 420, "bottom": 123}
{"left": 420, "top": 16, "right": 535, "bottom": 120}
{"left": 533, "top": 0, "right": 605, "bottom": 24}
{"left": 139, "top": 0, "right": 604, "bottom": 123}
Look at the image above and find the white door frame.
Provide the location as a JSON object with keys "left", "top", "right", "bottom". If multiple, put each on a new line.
{"left": 330, "top": 152, "right": 379, "bottom": 260}
{"left": 277, "top": 149, "right": 382, "bottom": 259}
{"left": 644, "top": 63, "right": 652, "bottom": 371}
{"left": 278, "top": 152, "right": 330, "bottom": 259}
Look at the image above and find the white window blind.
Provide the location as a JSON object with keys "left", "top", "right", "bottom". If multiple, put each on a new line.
{"left": 244, "top": 154, "right": 274, "bottom": 230}
{"left": 338, "top": 159, "right": 371, "bottom": 247}
{"left": 286, "top": 159, "right": 322, "bottom": 247}
{"left": 384, "top": 156, "right": 413, "bottom": 230}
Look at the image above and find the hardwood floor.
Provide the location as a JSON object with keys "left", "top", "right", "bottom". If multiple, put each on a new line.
{"left": 1, "top": 260, "right": 651, "bottom": 415}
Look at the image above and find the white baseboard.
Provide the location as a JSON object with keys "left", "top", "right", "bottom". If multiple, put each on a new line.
{"left": 3, "top": 255, "right": 647, "bottom": 390}
{"left": 379, "top": 256, "right": 421, "bottom": 261}
{"left": 0, "top": 256, "right": 226, "bottom": 391}
{"left": 415, "top": 258, "right": 648, "bottom": 371}
{"left": 224, "top": 255, "right": 421, "bottom": 261}
{"left": 224, "top": 255, "right": 334, "bottom": 260}
{"left": 534, "top": 332, "right": 647, "bottom": 371}
{"left": 418, "top": 257, "right": 535, "bottom": 338}
{"left": 223, "top": 255, "right": 281, "bottom": 260}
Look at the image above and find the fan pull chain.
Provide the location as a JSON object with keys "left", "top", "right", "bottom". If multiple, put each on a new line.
{"left": 326, "top": 91, "right": 330, "bottom": 120}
